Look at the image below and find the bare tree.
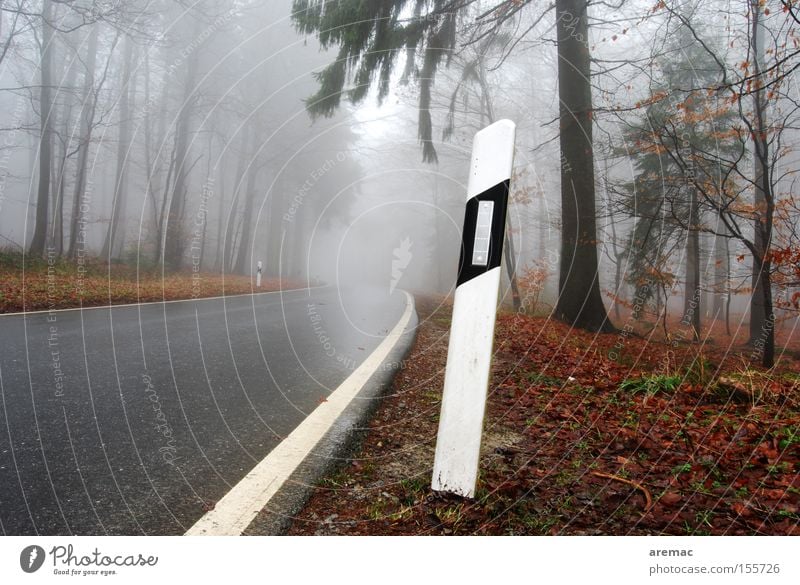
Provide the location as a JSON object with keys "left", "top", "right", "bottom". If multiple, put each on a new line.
{"left": 67, "top": 23, "right": 116, "bottom": 259}
{"left": 101, "top": 34, "right": 134, "bottom": 260}
{"left": 163, "top": 10, "right": 204, "bottom": 271}
{"left": 29, "top": 0, "right": 54, "bottom": 257}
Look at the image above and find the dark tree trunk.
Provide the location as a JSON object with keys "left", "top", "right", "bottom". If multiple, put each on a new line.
{"left": 754, "top": 256, "right": 775, "bottom": 367}
{"left": 613, "top": 258, "right": 622, "bottom": 321}
{"left": 749, "top": 180, "right": 767, "bottom": 345}
{"left": 29, "top": 0, "right": 54, "bottom": 257}
{"left": 748, "top": 0, "right": 767, "bottom": 344}
{"left": 553, "top": 0, "right": 613, "bottom": 332}
{"left": 747, "top": 0, "right": 774, "bottom": 367}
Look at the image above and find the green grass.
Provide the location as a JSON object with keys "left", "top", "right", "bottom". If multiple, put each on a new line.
{"left": 671, "top": 462, "right": 692, "bottom": 476}
{"left": 619, "top": 374, "right": 682, "bottom": 396}
{"left": 778, "top": 425, "right": 799, "bottom": 450}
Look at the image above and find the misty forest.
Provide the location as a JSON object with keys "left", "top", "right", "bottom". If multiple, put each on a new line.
{"left": 0, "top": 0, "right": 799, "bottom": 537}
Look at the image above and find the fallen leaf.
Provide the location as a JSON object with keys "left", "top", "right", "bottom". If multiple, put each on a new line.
{"left": 660, "top": 492, "right": 681, "bottom": 505}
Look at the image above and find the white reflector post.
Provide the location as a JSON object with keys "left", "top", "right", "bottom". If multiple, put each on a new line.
{"left": 432, "top": 119, "right": 516, "bottom": 498}
{"left": 256, "top": 260, "right": 263, "bottom": 288}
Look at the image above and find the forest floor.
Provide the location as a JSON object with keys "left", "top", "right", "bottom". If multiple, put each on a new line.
{"left": 0, "top": 250, "right": 301, "bottom": 313}
{"left": 288, "top": 295, "right": 800, "bottom": 536}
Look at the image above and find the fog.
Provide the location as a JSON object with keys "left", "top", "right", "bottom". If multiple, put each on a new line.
{"left": 1, "top": 0, "right": 799, "bottom": 353}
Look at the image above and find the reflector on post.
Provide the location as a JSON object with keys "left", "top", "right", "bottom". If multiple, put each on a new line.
{"left": 431, "top": 119, "right": 516, "bottom": 498}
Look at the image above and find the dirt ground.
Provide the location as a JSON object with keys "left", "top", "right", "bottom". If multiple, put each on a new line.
{"left": 0, "top": 252, "right": 300, "bottom": 313}
{"left": 287, "top": 295, "right": 800, "bottom": 536}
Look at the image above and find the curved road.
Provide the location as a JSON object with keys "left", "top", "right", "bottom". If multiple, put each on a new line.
{"left": 0, "top": 285, "right": 410, "bottom": 535}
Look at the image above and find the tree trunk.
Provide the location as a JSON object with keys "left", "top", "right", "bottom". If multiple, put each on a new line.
{"left": 553, "top": 0, "right": 613, "bottom": 332}
{"left": 603, "top": 160, "right": 623, "bottom": 322}
{"left": 712, "top": 216, "right": 729, "bottom": 320}
{"left": 754, "top": 256, "right": 775, "bottom": 367}
{"left": 102, "top": 36, "right": 134, "bottom": 261}
{"left": 744, "top": 0, "right": 775, "bottom": 368}
{"left": 432, "top": 175, "right": 444, "bottom": 293}
{"left": 748, "top": 0, "right": 769, "bottom": 348}
{"left": 155, "top": 136, "right": 177, "bottom": 265}
{"left": 143, "top": 50, "right": 155, "bottom": 261}
{"left": 214, "top": 156, "right": 226, "bottom": 271}
{"left": 224, "top": 126, "right": 250, "bottom": 272}
{"left": 198, "top": 142, "right": 214, "bottom": 271}
{"left": 47, "top": 7, "right": 65, "bottom": 251}
{"left": 230, "top": 213, "right": 244, "bottom": 272}
{"left": 613, "top": 257, "right": 622, "bottom": 321}
{"left": 163, "top": 17, "right": 202, "bottom": 271}
{"left": 725, "top": 243, "right": 732, "bottom": 336}
{"left": 266, "top": 174, "right": 287, "bottom": 277}
{"left": 503, "top": 223, "right": 521, "bottom": 310}
{"left": 263, "top": 165, "right": 277, "bottom": 277}
{"left": 684, "top": 186, "right": 701, "bottom": 341}
{"left": 29, "top": 0, "right": 54, "bottom": 257}
{"left": 749, "top": 183, "right": 768, "bottom": 346}
{"left": 291, "top": 194, "right": 305, "bottom": 278}
{"left": 234, "top": 141, "right": 259, "bottom": 275}
{"left": 148, "top": 61, "right": 173, "bottom": 265}
{"left": 67, "top": 23, "right": 99, "bottom": 259}
{"left": 54, "top": 145, "right": 67, "bottom": 256}
{"left": 53, "top": 35, "right": 80, "bottom": 257}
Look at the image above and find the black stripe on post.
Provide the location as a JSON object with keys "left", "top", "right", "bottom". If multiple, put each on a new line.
{"left": 456, "top": 179, "right": 510, "bottom": 287}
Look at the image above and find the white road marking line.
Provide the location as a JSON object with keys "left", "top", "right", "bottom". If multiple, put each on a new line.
{"left": 184, "top": 291, "right": 415, "bottom": 536}
{"left": 0, "top": 285, "right": 326, "bottom": 318}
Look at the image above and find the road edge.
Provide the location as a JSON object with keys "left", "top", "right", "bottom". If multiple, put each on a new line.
{"left": 183, "top": 291, "right": 418, "bottom": 536}
{"left": 0, "top": 283, "right": 326, "bottom": 318}
{"left": 240, "top": 292, "right": 419, "bottom": 536}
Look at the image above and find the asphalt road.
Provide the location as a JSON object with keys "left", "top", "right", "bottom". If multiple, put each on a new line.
{"left": 0, "top": 285, "right": 408, "bottom": 535}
